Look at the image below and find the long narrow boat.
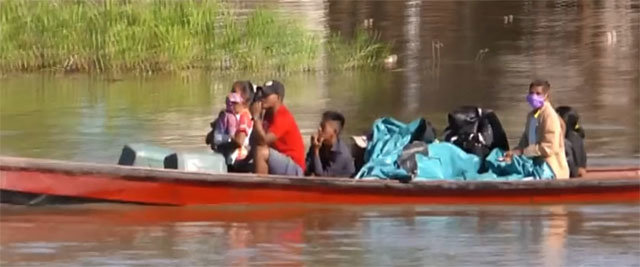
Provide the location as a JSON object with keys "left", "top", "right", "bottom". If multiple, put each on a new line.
{"left": 1, "top": 156, "right": 638, "bottom": 205}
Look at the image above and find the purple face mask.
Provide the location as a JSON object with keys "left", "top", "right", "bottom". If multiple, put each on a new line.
{"left": 526, "top": 93, "right": 545, "bottom": 109}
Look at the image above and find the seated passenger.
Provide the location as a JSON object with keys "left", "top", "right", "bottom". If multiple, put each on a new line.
{"left": 206, "top": 95, "right": 237, "bottom": 150}
{"left": 227, "top": 92, "right": 252, "bottom": 165}
{"left": 556, "top": 106, "right": 587, "bottom": 177}
{"left": 503, "top": 80, "right": 570, "bottom": 179}
{"left": 305, "top": 111, "right": 355, "bottom": 177}
{"left": 206, "top": 80, "right": 253, "bottom": 151}
{"left": 250, "top": 80, "right": 306, "bottom": 176}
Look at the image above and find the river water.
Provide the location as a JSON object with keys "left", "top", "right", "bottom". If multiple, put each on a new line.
{"left": 0, "top": 0, "right": 639, "bottom": 266}
{"left": 1, "top": 204, "right": 640, "bottom": 266}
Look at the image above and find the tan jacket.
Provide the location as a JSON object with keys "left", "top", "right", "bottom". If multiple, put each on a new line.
{"left": 516, "top": 101, "right": 570, "bottom": 179}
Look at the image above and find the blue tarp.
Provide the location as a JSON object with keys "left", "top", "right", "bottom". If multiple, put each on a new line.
{"left": 355, "top": 117, "right": 424, "bottom": 180}
{"left": 481, "top": 148, "right": 555, "bottom": 180}
{"left": 355, "top": 117, "right": 555, "bottom": 181}
{"left": 414, "top": 142, "right": 482, "bottom": 181}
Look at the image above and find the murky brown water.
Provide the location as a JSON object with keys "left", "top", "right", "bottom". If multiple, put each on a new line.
{"left": 1, "top": 0, "right": 638, "bottom": 165}
{"left": 1, "top": 204, "right": 639, "bottom": 266}
{"left": 1, "top": 0, "right": 639, "bottom": 265}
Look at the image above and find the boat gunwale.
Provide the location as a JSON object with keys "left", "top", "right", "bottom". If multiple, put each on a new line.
{"left": 1, "top": 156, "right": 639, "bottom": 192}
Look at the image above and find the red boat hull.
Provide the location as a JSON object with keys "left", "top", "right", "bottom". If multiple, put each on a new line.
{"left": 1, "top": 157, "right": 639, "bottom": 205}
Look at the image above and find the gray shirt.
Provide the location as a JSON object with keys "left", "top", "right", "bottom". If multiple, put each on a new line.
{"left": 528, "top": 114, "right": 538, "bottom": 146}
{"left": 305, "top": 139, "right": 355, "bottom": 177}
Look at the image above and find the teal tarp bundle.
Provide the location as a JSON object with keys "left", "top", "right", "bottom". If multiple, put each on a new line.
{"left": 356, "top": 117, "right": 555, "bottom": 181}
{"left": 356, "top": 117, "right": 425, "bottom": 180}
{"left": 414, "top": 142, "right": 481, "bottom": 181}
{"left": 481, "top": 148, "right": 555, "bottom": 180}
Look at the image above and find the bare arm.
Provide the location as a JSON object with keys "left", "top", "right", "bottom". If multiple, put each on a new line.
{"left": 250, "top": 102, "right": 277, "bottom": 146}
{"left": 232, "top": 132, "right": 247, "bottom": 148}
{"left": 251, "top": 117, "right": 277, "bottom": 146}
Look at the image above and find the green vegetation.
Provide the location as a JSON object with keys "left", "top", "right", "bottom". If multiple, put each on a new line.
{"left": 0, "top": 0, "right": 390, "bottom": 74}
{"left": 328, "top": 29, "right": 391, "bottom": 70}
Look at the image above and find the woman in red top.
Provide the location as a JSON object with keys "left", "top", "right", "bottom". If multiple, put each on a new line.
{"left": 250, "top": 80, "right": 306, "bottom": 176}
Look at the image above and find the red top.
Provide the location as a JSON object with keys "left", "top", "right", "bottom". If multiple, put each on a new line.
{"left": 264, "top": 105, "right": 306, "bottom": 171}
{"left": 236, "top": 110, "right": 253, "bottom": 137}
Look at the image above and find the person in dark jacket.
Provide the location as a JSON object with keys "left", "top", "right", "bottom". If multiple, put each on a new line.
{"left": 556, "top": 106, "right": 587, "bottom": 177}
{"left": 305, "top": 111, "right": 355, "bottom": 177}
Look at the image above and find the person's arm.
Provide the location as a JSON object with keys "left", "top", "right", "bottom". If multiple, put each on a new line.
{"left": 232, "top": 132, "right": 246, "bottom": 148}
{"left": 232, "top": 112, "right": 250, "bottom": 147}
{"left": 305, "top": 147, "right": 314, "bottom": 176}
{"left": 251, "top": 102, "right": 277, "bottom": 146}
{"left": 340, "top": 154, "right": 356, "bottom": 177}
{"left": 312, "top": 149, "right": 326, "bottom": 176}
{"left": 308, "top": 135, "right": 327, "bottom": 176}
{"left": 317, "top": 151, "right": 356, "bottom": 178}
{"left": 523, "top": 113, "right": 563, "bottom": 157}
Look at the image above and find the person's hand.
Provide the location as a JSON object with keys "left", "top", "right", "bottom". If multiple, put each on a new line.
{"left": 500, "top": 150, "right": 514, "bottom": 163}
{"left": 310, "top": 134, "right": 323, "bottom": 152}
{"left": 250, "top": 101, "right": 262, "bottom": 118}
{"left": 578, "top": 168, "right": 587, "bottom": 177}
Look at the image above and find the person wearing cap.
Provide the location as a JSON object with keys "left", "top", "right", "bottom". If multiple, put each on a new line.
{"left": 250, "top": 80, "right": 306, "bottom": 176}
{"left": 305, "top": 111, "right": 355, "bottom": 177}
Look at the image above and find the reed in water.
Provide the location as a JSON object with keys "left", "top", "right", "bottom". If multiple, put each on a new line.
{"left": 0, "top": 0, "right": 390, "bottom": 74}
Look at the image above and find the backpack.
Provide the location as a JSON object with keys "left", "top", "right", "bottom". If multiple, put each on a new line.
{"left": 413, "top": 118, "right": 438, "bottom": 144}
{"left": 396, "top": 118, "right": 437, "bottom": 180}
{"left": 397, "top": 141, "right": 429, "bottom": 181}
{"left": 443, "top": 106, "right": 509, "bottom": 160}
{"left": 205, "top": 111, "right": 234, "bottom": 151}
{"left": 556, "top": 106, "right": 587, "bottom": 177}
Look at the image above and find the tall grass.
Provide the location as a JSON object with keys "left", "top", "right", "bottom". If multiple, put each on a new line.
{"left": 328, "top": 29, "right": 391, "bottom": 70}
{"left": 0, "top": 0, "right": 389, "bottom": 74}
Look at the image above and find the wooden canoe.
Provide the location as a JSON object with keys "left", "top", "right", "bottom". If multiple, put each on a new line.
{"left": 1, "top": 156, "right": 638, "bottom": 206}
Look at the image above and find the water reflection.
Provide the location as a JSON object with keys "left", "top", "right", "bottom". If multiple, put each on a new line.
{"left": 1, "top": 0, "right": 637, "bottom": 164}
{"left": 1, "top": 204, "right": 638, "bottom": 266}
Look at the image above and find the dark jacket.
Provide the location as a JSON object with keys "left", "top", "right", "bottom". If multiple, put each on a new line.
{"left": 305, "top": 139, "right": 355, "bottom": 177}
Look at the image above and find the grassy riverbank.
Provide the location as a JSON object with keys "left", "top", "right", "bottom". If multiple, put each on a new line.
{"left": 0, "top": 0, "right": 390, "bottom": 74}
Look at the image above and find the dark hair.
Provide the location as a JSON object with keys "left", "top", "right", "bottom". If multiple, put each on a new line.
{"left": 529, "top": 79, "right": 551, "bottom": 93}
{"left": 322, "top": 111, "right": 346, "bottom": 134}
{"left": 231, "top": 80, "right": 255, "bottom": 104}
{"left": 556, "top": 106, "right": 585, "bottom": 138}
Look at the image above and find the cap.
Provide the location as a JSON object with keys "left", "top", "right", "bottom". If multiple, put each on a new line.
{"left": 228, "top": 92, "right": 243, "bottom": 103}
{"left": 261, "top": 80, "right": 285, "bottom": 99}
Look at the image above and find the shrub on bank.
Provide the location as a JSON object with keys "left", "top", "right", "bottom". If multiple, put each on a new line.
{"left": 0, "top": 0, "right": 390, "bottom": 74}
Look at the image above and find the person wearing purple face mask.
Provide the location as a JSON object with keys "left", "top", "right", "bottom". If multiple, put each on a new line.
{"left": 502, "top": 80, "right": 570, "bottom": 179}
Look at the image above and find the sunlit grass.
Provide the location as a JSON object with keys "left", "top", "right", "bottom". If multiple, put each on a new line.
{"left": 328, "top": 29, "right": 392, "bottom": 70}
{"left": 0, "top": 0, "right": 390, "bottom": 74}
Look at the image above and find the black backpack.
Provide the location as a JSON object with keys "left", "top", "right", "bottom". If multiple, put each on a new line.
{"left": 443, "top": 106, "right": 509, "bottom": 159}
{"left": 396, "top": 118, "right": 437, "bottom": 180}
{"left": 557, "top": 106, "right": 587, "bottom": 178}
{"left": 205, "top": 111, "right": 234, "bottom": 151}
